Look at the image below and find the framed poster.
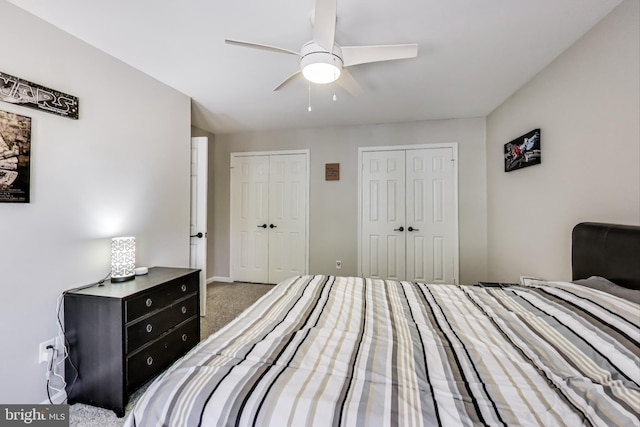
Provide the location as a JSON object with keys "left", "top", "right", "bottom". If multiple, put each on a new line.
{"left": 504, "top": 128, "right": 541, "bottom": 172}
{"left": 0, "top": 110, "right": 31, "bottom": 203}
{"left": 0, "top": 71, "right": 79, "bottom": 120}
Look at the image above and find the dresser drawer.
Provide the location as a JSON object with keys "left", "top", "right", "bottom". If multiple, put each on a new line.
{"left": 126, "top": 318, "right": 199, "bottom": 393}
{"left": 125, "top": 275, "right": 198, "bottom": 322}
{"left": 126, "top": 295, "right": 198, "bottom": 353}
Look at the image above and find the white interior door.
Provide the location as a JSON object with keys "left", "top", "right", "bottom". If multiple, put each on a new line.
{"left": 360, "top": 145, "right": 459, "bottom": 284}
{"left": 231, "top": 151, "right": 308, "bottom": 284}
{"left": 361, "top": 150, "right": 406, "bottom": 280}
{"left": 230, "top": 155, "right": 270, "bottom": 283}
{"left": 405, "top": 148, "right": 456, "bottom": 283}
{"left": 267, "top": 154, "right": 308, "bottom": 283}
{"left": 190, "top": 137, "right": 208, "bottom": 316}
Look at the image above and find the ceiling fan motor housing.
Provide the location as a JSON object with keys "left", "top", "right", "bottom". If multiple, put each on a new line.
{"left": 300, "top": 41, "right": 344, "bottom": 84}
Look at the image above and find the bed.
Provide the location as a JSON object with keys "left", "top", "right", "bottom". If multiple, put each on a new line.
{"left": 124, "top": 222, "right": 639, "bottom": 426}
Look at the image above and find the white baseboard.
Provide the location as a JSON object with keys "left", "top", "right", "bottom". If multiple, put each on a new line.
{"left": 209, "top": 276, "right": 233, "bottom": 284}
{"left": 40, "top": 389, "right": 66, "bottom": 405}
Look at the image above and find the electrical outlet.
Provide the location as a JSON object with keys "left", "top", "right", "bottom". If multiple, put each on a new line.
{"left": 336, "top": 260, "right": 342, "bottom": 269}
{"left": 38, "top": 338, "right": 56, "bottom": 364}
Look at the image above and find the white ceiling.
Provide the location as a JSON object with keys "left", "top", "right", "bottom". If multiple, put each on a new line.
{"left": 9, "top": 0, "right": 622, "bottom": 134}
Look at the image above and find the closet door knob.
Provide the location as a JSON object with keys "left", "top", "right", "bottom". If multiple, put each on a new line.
{"left": 408, "top": 226, "right": 419, "bottom": 232}
{"left": 269, "top": 224, "right": 277, "bottom": 229}
{"left": 257, "top": 224, "right": 267, "bottom": 228}
{"left": 394, "top": 226, "right": 404, "bottom": 232}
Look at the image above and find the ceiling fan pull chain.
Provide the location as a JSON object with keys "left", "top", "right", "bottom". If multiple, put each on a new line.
{"left": 332, "top": 58, "right": 338, "bottom": 101}
{"left": 308, "top": 82, "right": 312, "bottom": 112}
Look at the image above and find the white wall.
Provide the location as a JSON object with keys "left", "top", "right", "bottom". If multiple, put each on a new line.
{"left": 0, "top": 3, "right": 192, "bottom": 403}
{"left": 212, "top": 118, "right": 488, "bottom": 285}
{"left": 486, "top": 0, "right": 640, "bottom": 282}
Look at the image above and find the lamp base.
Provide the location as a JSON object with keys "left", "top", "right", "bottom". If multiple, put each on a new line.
{"left": 111, "top": 275, "right": 135, "bottom": 283}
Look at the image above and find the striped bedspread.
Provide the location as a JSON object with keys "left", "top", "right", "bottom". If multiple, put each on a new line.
{"left": 124, "top": 275, "right": 639, "bottom": 427}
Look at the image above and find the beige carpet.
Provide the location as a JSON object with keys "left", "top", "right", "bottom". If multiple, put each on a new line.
{"left": 200, "top": 281, "right": 274, "bottom": 338}
{"left": 68, "top": 281, "right": 274, "bottom": 427}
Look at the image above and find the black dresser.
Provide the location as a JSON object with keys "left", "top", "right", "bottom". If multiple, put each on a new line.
{"left": 64, "top": 267, "right": 200, "bottom": 417}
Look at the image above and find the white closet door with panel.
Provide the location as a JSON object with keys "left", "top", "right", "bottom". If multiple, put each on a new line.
{"left": 360, "top": 145, "right": 458, "bottom": 284}
{"left": 361, "top": 150, "right": 407, "bottom": 280}
{"left": 230, "top": 155, "right": 270, "bottom": 283}
{"left": 268, "top": 154, "right": 307, "bottom": 283}
{"left": 405, "top": 148, "right": 457, "bottom": 283}
{"left": 231, "top": 151, "right": 308, "bottom": 284}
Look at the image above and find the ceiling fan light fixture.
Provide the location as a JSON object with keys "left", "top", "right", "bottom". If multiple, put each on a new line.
{"left": 300, "top": 43, "right": 344, "bottom": 85}
{"left": 225, "top": 2, "right": 418, "bottom": 95}
{"left": 302, "top": 62, "right": 341, "bottom": 84}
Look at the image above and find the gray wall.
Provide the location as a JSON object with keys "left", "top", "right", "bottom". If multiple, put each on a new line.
{"left": 0, "top": 3, "right": 192, "bottom": 404}
{"left": 486, "top": 0, "right": 640, "bottom": 282}
{"left": 210, "top": 119, "right": 488, "bottom": 285}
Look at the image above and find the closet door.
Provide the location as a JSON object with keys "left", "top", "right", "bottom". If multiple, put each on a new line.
{"left": 360, "top": 146, "right": 458, "bottom": 283}
{"left": 361, "top": 150, "right": 406, "bottom": 280}
{"left": 268, "top": 154, "right": 307, "bottom": 284}
{"left": 230, "top": 155, "right": 270, "bottom": 283}
{"left": 405, "top": 148, "right": 456, "bottom": 283}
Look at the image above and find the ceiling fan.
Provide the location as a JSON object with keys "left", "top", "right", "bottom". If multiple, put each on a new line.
{"left": 225, "top": 0, "right": 418, "bottom": 96}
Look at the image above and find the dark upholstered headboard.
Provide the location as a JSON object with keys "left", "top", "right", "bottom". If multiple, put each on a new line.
{"left": 572, "top": 222, "right": 640, "bottom": 290}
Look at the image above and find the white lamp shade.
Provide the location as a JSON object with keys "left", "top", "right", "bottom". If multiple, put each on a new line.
{"left": 111, "top": 237, "right": 135, "bottom": 282}
{"left": 299, "top": 45, "right": 343, "bottom": 85}
{"left": 302, "top": 62, "right": 341, "bottom": 84}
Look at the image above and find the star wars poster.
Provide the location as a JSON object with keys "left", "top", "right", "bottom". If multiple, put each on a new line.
{"left": 504, "top": 129, "right": 541, "bottom": 172}
{"left": 0, "top": 110, "right": 31, "bottom": 203}
{"left": 0, "top": 71, "right": 79, "bottom": 120}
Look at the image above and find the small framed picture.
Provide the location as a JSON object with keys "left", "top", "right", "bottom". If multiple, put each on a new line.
{"left": 504, "top": 129, "right": 541, "bottom": 172}
{"left": 325, "top": 163, "right": 339, "bottom": 181}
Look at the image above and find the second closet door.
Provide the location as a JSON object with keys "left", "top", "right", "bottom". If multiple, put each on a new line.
{"left": 361, "top": 147, "right": 457, "bottom": 283}
{"left": 361, "top": 150, "right": 407, "bottom": 280}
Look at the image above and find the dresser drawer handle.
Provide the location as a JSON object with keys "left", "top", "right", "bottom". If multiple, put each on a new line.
{"left": 181, "top": 306, "right": 187, "bottom": 314}
{"left": 182, "top": 334, "right": 188, "bottom": 342}
{"left": 146, "top": 356, "right": 153, "bottom": 366}
{"left": 145, "top": 298, "right": 153, "bottom": 308}
{"left": 146, "top": 324, "right": 153, "bottom": 333}
{"left": 181, "top": 284, "right": 187, "bottom": 292}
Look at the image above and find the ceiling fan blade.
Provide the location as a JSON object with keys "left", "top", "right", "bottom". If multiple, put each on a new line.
{"left": 313, "top": 0, "right": 337, "bottom": 51}
{"left": 337, "top": 69, "right": 362, "bottom": 97}
{"left": 274, "top": 71, "right": 303, "bottom": 91}
{"left": 342, "top": 44, "right": 418, "bottom": 67}
{"left": 225, "top": 39, "right": 301, "bottom": 56}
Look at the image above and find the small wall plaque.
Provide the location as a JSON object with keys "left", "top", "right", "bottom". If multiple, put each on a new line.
{"left": 325, "top": 163, "right": 339, "bottom": 181}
